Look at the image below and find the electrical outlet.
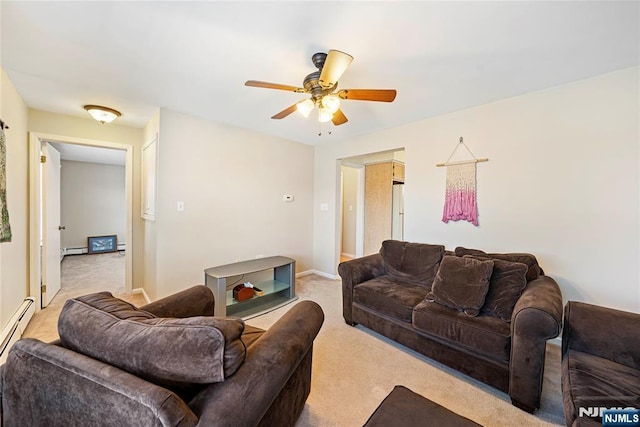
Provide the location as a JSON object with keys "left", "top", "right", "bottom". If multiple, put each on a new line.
{"left": 283, "top": 194, "right": 294, "bottom": 202}
{"left": 177, "top": 201, "right": 184, "bottom": 212}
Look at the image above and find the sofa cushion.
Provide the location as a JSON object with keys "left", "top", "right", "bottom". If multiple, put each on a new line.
{"left": 426, "top": 256, "right": 494, "bottom": 317}
{"left": 454, "top": 247, "right": 542, "bottom": 282}
{"left": 380, "top": 240, "right": 445, "bottom": 288}
{"left": 58, "top": 292, "right": 247, "bottom": 387}
{"left": 463, "top": 256, "right": 528, "bottom": 322}
{"left": 413, "top": 300, "right": 512, "bottom": 361}
{"left": 353, "top": 275, "right": 431, "bottom": 323}
{"left": 562, "top": 349, "right": 640, "bottom": 426}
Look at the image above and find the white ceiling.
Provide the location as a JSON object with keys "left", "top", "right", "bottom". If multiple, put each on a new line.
{"left": 48, "top": 141, "right": 126, "bottom": 166}
{"left": 2, "top": 2, "right": 638, "bottom": 146}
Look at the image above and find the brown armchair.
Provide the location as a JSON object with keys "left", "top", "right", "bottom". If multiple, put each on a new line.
{"left": 561, "top": 301, "right": 640, "bottom": 426}
{"left": 1, "top": 286, "right": 324, "bottom": 427}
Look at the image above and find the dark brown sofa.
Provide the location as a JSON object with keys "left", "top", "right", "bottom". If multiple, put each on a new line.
{"left": 561, "top": 301, "right": 640, "bottom": 426}
{"left": 0, "top": 286, "right": 324, "bottom": 427}
{"left": 339, "top": 240, "right": 563, "bottom": 413}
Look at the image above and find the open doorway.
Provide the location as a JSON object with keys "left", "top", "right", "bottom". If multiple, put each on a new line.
{"left": 48, "top": 141, "right": 127, "bottom": 306}
{"left": 339, "top": 148, "right": 405, "bottom": 265}
{"left": 29, "top": 133, "right": 134, "bottom": 311}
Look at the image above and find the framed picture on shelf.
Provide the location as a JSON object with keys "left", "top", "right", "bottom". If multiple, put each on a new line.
{"left": 88, "top": 235, "right": 117, "bottom": 254}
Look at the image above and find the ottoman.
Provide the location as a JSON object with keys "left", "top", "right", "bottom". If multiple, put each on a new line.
{"left": 364, "top": 386, "right": 481, "bottom": 427}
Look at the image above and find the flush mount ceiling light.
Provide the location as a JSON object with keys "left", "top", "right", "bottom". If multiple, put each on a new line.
{"left": 83, "top": 105, "right": 121, "bottom": 124}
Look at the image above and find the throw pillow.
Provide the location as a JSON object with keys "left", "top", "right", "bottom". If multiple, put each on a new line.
{"left": 380, "top": 240, "right": 445, "bottom": 287}
{"left": 463, "top": 256, "right": 528, "bottom": 322}
{"left": 454, "top": 246, "right": 542, "bottom": 282}
{"left": 58, "top": 292, "right": 247, "bottom": 387}
{"left": 426, "top": 256, "right": 494, "bottom": 316}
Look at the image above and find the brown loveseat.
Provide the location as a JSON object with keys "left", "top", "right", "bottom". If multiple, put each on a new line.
{"left": 339, "top": 240, "right": 563, "bottom": 413}
{"left": 0, "top": 286, "right": 324, "bottom": 427}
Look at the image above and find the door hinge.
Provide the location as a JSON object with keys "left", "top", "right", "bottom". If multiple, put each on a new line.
{"left": 40, "top": 155, "right": 46, "bottom": 163}
{"left": 41, "top": 284, "right": 47, "bottom": 293}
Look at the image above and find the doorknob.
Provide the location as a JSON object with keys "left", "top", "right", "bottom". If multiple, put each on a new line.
{"left": 58, "top": 225, "right": 66, "bottom": 231}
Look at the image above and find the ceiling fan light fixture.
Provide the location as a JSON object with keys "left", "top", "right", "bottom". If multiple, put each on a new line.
{"left": 296, "top": 99, "right": 314, "bottom": 118}
{"left": 318, "top": 50, "right": 354, "bottom": 88}
{"left": 321, "top": 94, "right": 340, "bottom": 114}
{"left": 84, "top": 105, "right": 121, "bottom": 124}
{"left": 318, "top": 107, "right": 333, "bottom": 123}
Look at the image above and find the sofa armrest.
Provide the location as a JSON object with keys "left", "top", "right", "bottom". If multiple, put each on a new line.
{"left": 139, "top": 285, "right": 215, "bottom": 318}
{"left": 509, "top": 275, "right": 563, "bottom": 412}
{"left": 338, "top": 254, "right": 386, "bottom": 325}
{"left": 562, "top": 301, "right": 640, "bottom": 370}
{"left": 1, "top": 338, "right": 197, "bottom": 427}
{"left": 189, "top": 300, "right": 324, "bottom": 427}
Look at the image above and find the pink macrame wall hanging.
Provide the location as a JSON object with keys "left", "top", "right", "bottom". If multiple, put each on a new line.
{"left": 442, "top": 162, "right": 478, "bottom": 225}
{"left": 437, "top": 137, "right": 488, "bottom": 227}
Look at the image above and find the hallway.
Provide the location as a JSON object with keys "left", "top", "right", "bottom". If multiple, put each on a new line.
{"left": 23, "top": 252, "right": 144, "bottom": 342}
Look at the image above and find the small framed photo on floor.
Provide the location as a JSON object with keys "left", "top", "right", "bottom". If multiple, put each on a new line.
{"left": 88, "top": 235, "right": 117, "bottom": 254}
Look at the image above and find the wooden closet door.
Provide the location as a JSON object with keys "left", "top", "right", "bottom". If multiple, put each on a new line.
{"left": 364, "top": 162, "right": 393, "bottom": 255}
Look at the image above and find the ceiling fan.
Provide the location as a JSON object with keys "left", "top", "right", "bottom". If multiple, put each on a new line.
{"left": 245, "top": 50, "right": 397, "bottom": 126}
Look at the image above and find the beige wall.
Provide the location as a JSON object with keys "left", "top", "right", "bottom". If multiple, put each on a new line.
{"left": 150, "top": 109, "right": 314, "bottom": 300}
{"left": 28, "top": 109, "right": 144, "bottom": 287}
{"left": 0, "top": 69, "right": 29, "bottom": 329}
{"left": 314, "top": 66, "right": 640, "bottom": 313}
{"left": 60, "top": 160, "right": 126, "bottom": 249}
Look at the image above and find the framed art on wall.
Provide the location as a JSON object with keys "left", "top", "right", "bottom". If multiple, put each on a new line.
{"left": 88, "top": 235, "right": 117, "bottom": 254}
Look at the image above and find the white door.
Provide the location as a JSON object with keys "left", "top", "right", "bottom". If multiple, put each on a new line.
{"left": 41, "top": 142, "right": 62, "bottom": 307}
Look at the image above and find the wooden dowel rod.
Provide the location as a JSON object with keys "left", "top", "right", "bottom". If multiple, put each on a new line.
{"left": 436, "top": 158, "right": 489, "bottom": 167}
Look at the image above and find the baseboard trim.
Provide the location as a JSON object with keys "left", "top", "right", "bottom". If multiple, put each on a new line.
{"left": 0, "top": 298, "right": 36, "bottom": 365}
{"left": 296, "top": 269, "right": 339, "bottom": 280}
{"left": 63, "top": 244, "right": 126, "bottom": 257}
{"left": 132, "top": 287, "right": 151, "bottom": 304}
{"left": 341, "top": 252, "right": 355, "bottom": 259}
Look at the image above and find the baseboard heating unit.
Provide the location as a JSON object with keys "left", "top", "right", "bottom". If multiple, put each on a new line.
{"left": 0, "top": 297, "right": 36, "bottom": 364}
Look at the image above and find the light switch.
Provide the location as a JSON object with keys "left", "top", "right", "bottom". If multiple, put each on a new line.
{"left": 177, "top": 201, "right": 184, "bottom": 212}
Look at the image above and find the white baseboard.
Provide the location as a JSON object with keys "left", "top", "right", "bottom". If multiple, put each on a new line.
{"left": 64, "top": 247, "right": 86, "bottom": 256}
{"left": 132, "top": 287, "right": 151, "bottom": 304}
{"left": 0, "top": 298, "right": 36, "bottom": 365}
{"left": 63, "top": 244, "right": 126, "bottom": 257}
{"left": 341, "top": 253, "right": 355, "bottom": 259}
{"left": 296, "top": 269, "right": 339, "bottom": 280}
{"left": 296, "top": 270, "right": 314, "bottom": 278}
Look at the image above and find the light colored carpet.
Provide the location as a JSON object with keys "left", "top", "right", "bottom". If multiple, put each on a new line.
{"left": 23, "top": 255, "right": 565, "bottom": 426}
{"left": 251, "top": 275, "right": 564, "bottom": 427}
{"left": 23, "top": 252, "right": 145, "bottom": 342}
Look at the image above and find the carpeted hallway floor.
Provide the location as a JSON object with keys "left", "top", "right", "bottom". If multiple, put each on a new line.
{"left": 23, "top": 254, "right": 565, "bottom": 426}
{"left": 23, "top": 252, "right": 145, "bottom": 341}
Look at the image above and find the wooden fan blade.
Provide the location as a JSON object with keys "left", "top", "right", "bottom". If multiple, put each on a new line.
{"left": 338, "top": 89, "right": 397, "bottom": 102}
{"left": 245, "top": 80, "right": 304, "bottom": 93}
{"left": 319, "top": 50, "right": 353, "bottom": 89}
{"left": 332, "top": 109, "right": 348, "bottom": 126}
{"left": 271, "top": 103, "right": 299, "bottom": 120}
